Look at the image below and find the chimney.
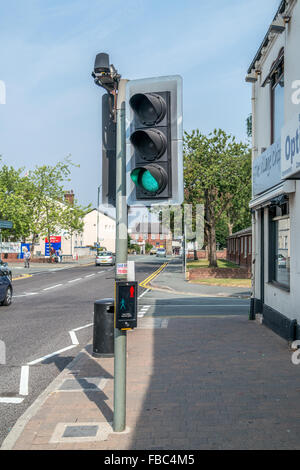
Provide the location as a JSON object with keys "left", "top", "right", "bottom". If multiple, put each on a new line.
{"left": 64, "top": 190, "right": 74, "bottom": 205}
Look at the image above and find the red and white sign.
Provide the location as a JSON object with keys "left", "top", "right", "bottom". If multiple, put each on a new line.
{"left": 45, "top": 236, "right": 61, "bottom": 244}
{"left": 117, "top": 263, "right": 128, "bottom": 275}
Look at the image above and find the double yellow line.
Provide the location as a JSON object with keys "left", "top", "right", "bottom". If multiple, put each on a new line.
{"left": 139, "top": 262, "right": 168, "bottom": 289}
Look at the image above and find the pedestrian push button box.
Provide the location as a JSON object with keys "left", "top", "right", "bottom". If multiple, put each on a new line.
{"left": 115, "top": 281, "right": 138, "bottom": 330}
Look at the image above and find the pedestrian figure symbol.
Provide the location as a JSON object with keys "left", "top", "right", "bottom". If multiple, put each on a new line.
{"left": 120, "top": 298, "right": 126, "bottom": 311}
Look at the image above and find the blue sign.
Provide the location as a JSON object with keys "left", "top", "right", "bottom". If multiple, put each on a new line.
{"left": 252, "top": 139, "right": 282, "bottom": 196}
{"left": 20, "top": 243, "right": 31, "bottom": 259}
{"left": 45, "top": 242, "right": 61, "bottom": 257}
{"left": 0, "top": 220, "right": 13, "bottom": 229}
{"left": 281, "top": 112, "right": 300, "bottom": 179}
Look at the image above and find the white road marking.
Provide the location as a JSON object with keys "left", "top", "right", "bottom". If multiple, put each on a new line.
{"left": 85, "top": 274, "right": 95, "bottom": 278}
{"left": 69, "top": 331, "right": 79, "bottom": 346}
{"left": 27, "top": 345, "right": 76, "bottom": 366}
{"left": 72, "top": 323, "right": 93, "bottom": 332}
{"left": 19, "top": 366, "right": 29, "bottom": 396}
{"left": 139, "top": 288, "right": 150, "bottom": 299}
{"left": 138, "top": 305, "right": 151, "bottom": 318}
{"left": 25, "top": 292, "right": 38, "bottom": 296}
{"left": 43, "top": 284, "right": 63, "bottom": 291}
{"left": 68, "top": 278, "right": 82, "bottom": 283}
{"left": 1, "top": 322, "right": 95, "bottom": 406}
{"left": 0, "top": 397, "right": 24, "bottom": 404}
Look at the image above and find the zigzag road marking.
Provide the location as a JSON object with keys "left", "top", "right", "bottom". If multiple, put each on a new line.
{"left": 0, "top": 323, "right": 93, "bottom": 405}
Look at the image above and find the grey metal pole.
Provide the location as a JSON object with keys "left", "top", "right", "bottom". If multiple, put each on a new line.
{"left": 97, "top": 185, "right": 100, "bottom": 250}
{"left": 113, "top": 79, "right": 128, "bottom": 432}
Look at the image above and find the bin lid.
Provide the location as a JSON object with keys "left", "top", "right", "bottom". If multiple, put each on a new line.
{"left": 95, "top": 298, "right": 114, "bottom": 305}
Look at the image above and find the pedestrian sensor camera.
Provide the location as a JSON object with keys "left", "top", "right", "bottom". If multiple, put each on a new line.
{"left": 94, "top": 53, "right": 110, "bottom": 75}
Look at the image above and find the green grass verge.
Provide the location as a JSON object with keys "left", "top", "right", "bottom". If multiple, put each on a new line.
{"left": 187, "top": 259, "right": 239, "bottom": 269}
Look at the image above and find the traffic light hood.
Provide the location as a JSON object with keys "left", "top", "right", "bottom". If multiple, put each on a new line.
{"left": 129, "top": 93, "right": 166, "bottom": 126}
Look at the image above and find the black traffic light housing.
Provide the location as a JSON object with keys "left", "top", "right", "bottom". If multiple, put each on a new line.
{"left": 115, "top": 281, "right": 138, "bottom": 330}
{"left": 101, "top": 93, "right": 116, "bottom": 207}
{"left": 129, "top": 91, "right": 171, "bottom": 200}
{"left": 126, "top": 76, "right": 183, "bottom": 207}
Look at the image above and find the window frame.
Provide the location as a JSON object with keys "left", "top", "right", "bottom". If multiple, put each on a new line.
{"left": 270, "top": 55, "right": 284, "bottom": 145}
{"left": 268, "top": 200, "right": 290, "bottom": 290}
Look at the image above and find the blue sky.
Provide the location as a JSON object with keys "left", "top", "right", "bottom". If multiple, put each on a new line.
{"left": 0, "top": 0, "right": 279, "bottom": 206}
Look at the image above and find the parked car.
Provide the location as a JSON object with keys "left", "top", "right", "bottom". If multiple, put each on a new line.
{"left": 149, "top": 248, "right": 157, "bottom": 255}
{"left": 156, "top": 248, "right": 166, "bottom": 258}
{"left": 0, "top": 270, "right": 13, "bottom": 306}
{"left": 95, "top": 251, "right": 115, "bottom": 266}
{"left": 0, "top": 260, "right": 12, "bottom": 282}
{"left": 277, "top": 254, "right": 287, "bottom": 268}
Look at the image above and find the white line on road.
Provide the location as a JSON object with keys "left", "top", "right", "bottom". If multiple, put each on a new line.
{"left": 0, "top": 397, "right": 24, "bottom": 404}
{"left": 68, "top": 278, "right": 82, "bottom": 283}
{"left": 139, "top": 288, "right": 150, "bottom": 299}
{"left": 19, "top": 366, "right": 29, "bottom": 396}
{"left": 1, "top": 323, "right": 94, "bottom": 407}
{"left": 72, "top": 323, "right": 93, "bottom": 332}
{"left": 85, "top": 274, "right": 95, "bottom": 278}
{"left": 69, "top": 331, "right": 79, "bottom": 346}
{"left": 43, "top": 284, "right": 63, "bottom": 291}
{"left": 27, "top": 345, "right": 77, "bottom": 366}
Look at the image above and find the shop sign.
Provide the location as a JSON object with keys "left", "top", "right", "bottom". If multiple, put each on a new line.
{"left": 281, "top": 112, "right": 300, "bottom": 179}
{"left": 252, "top": 139, "right": 281, "bottom": 196}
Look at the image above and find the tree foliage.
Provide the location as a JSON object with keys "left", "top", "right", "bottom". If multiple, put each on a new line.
{"left": 184, "top": 129, "right": 251, "bottom": 267}
{"left": 0, "top": 156, "right": 91, "bottom": 252}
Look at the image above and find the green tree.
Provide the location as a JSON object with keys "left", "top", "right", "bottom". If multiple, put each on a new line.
{"left": 0, "top": 160, "right": 33, "bottom": 241}
{"left": 184, "top": 129, "right": 250, "bottom": 267}
{"left": 226, "top": 150, "right": 252, "bottom": 235}
{"left": 27, "top": 157, "right": 90, "bottom": 256}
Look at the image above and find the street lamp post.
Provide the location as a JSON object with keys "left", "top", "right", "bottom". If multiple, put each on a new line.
{"left": 92, "top": 54, "right": 128, "bottom": 432}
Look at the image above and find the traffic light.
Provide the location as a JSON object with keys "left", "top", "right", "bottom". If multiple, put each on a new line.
{"left": 115, "top": 281, "right": 138, "bottom": 330}
{"left": 126, "top": 76, "right": 183, "bottom": 206}
{"left": 101, "top": 92, "right": 116, "bottom": 207}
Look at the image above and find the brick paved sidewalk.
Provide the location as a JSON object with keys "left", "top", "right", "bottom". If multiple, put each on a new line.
{"left": 2, "top": 314, "right": 300, "bottom": 450}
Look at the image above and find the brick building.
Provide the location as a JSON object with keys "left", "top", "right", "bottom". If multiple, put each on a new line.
{"left": 227, "top": 227, "right": 252, "bottom": 270}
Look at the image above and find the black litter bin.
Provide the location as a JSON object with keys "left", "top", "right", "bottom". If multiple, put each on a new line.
{"left": 92, "top": 298, "right": 114, "bottom": 358}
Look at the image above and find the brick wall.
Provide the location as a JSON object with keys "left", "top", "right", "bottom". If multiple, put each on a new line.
{"left": 189, "top": 267, "right": 251, "bottom": 280}
{"left": 187, "top": 249, "right": 227, "bottom": 260}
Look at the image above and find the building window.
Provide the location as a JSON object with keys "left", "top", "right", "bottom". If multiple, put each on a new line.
{"left": 269, "top": 199, "right": 290, "bottom": 288}
{"left": 271, "top": 56, "right": 284, "bottom": 144}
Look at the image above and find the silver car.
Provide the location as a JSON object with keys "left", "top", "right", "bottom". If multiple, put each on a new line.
{"left": 95, "top": 252, "right": 115, "bottom": 266}
{"left": 156, "top": 248, "right": 166, "bottom": 258}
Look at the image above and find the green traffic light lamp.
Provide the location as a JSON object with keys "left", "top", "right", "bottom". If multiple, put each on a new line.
{"left": 130, "top": 164, "right": 168, "bottom": 195}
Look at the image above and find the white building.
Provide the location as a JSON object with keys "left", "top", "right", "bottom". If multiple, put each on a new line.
{"left": 32, "top": 209, "right": 116, "bottom": 258}
{"left": 247, "top": 0, "right": 300, "bottom": 340}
